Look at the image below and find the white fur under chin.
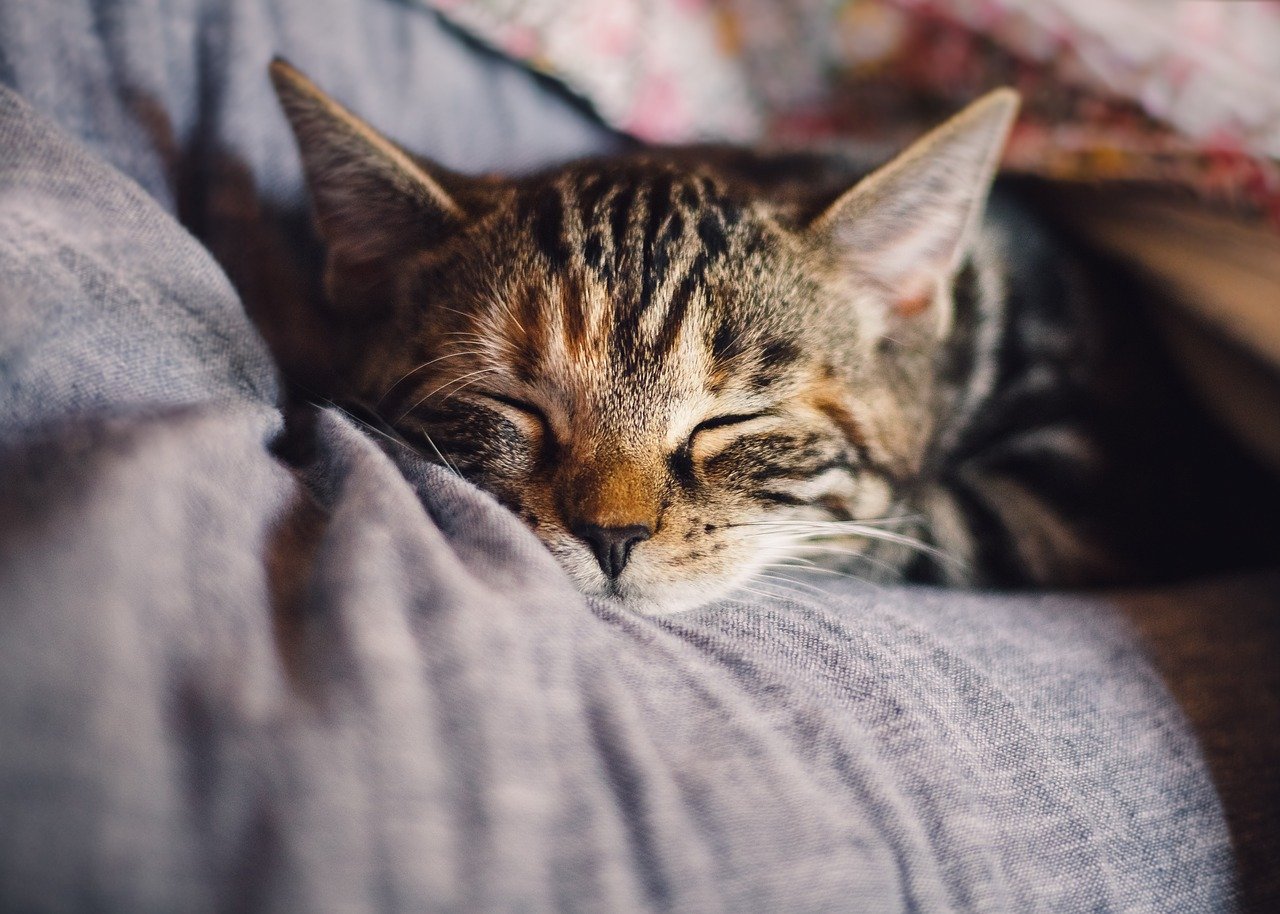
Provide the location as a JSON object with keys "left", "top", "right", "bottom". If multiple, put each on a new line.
{"left": 568, "top": 566, "right": 731, "bottom": 615}
{"left": 608, "top": 580, "right": 732, "bottom": 616}
{"left": 578, "top": 548, "right": 805, "bottom": 615}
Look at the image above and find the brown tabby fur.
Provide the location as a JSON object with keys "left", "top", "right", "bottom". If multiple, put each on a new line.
{"left": 270, "top": 59, "right": 1277, "bottom": 613}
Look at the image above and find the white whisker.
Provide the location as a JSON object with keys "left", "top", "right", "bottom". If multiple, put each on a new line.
{"left": 757, "top": 560, "right": 886, "bottom": 592}
{"left": 318, "top": 398, "right": 462, "bottom": 477}
{"left": 728, "top": 513, "right": 919, "bottom": 529}
{"left": 731, "top": 584, "right": 781, "bottom": 601}
{"left": 438, "top": 367, "right": 502, "bottom": 403}
{"left": 778, "top": 543, "right": 909, "bottom": 581}
{"left": 376, "top": 349, "right": 488, "bottom": 407}
{"left": 396, "top": 367, "right": 500, "bottom": 421}
{"left": 758, "top": 560, "right": 863, "bottom": 582}
{"left": 753, "top": 571, "right": 829, "bottom": 598}
{"left": 736, "top": 520, "right": 960, "bottom": 569}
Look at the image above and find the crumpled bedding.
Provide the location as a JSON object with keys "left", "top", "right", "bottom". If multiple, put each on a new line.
{"left": 423, "top": 0, "right": 1280, "bottom": 220}
{"left": 0, "top": 1, "right": 1276, "bottom": 911}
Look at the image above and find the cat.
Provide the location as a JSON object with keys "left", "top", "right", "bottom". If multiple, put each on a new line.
{"left": 269, "top": 58, "right": 1278, "bottom": 614}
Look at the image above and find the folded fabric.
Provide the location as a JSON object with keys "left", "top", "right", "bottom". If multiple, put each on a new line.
{"left": 0, "top": 90, "right": 278, "bottom": 443}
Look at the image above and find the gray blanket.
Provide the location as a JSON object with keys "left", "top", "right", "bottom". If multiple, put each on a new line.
{"left": 1, "top": 1, "right": 1276, "bottom": 910}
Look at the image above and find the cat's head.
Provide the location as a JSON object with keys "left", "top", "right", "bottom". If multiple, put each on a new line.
{"left": 271, "top": 59, "right": 1017, "bottom": 613}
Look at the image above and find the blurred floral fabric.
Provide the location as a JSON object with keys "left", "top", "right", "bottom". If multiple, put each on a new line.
{"left": 423, "top": 0, "right": 1280, "bottom": 221}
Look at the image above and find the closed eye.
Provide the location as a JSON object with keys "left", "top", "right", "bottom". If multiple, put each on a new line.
{"left": 689, "top": 412, "right": 770, "bottom": 442}
{"left": 476, "top": 392, "right": 554, "bottom": 437}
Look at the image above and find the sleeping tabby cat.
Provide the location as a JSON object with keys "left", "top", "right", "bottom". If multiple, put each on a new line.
{"left": 270, "top": 59, "right": 1277, "bottom": 614}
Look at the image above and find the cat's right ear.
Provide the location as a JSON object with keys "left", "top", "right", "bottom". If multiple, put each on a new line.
{"left": 807, "top": 89, "right": 1018, "bottom": 340}
{"left": 270, "top": 58, "right": 464, "bottom": 270}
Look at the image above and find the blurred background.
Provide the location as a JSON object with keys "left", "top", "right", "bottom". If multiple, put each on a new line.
{"left": 428, "top": 0, "right": 1280, "bottom": 220}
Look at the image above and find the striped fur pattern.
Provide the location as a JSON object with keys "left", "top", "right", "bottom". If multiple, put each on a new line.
{"left": 272, "top": 60, "right": 1275, "bottom": 612}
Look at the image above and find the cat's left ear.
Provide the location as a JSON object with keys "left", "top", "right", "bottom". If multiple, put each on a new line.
{"left": 810, "top": 89, "right": 1019, "bottom": 336}
{"left": 270, "top": 57, "right": 466, "bottom": 271}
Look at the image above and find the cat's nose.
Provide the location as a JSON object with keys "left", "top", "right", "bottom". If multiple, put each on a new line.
{"left": 571, "top": 522, "right": 652, "bottom": 580}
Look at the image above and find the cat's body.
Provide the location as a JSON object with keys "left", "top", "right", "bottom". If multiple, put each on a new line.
{"left": 271, "top": 60, "right": 1277, "bottom": 612}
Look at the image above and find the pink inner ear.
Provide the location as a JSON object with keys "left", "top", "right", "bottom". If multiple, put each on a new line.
{"left": 894, "top": 291, "right": 932, "bottom": 319}
{"left": 889, "top": 273, "right": 938, "bottom": 319}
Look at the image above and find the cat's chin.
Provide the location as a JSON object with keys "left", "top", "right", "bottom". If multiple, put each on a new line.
{"left": 547, "top": 544, "right": 726, "bottom": 614}
{"left": 583, "top": 577, "right": 740, "bottom": 616}
{"left": 605, "top": 591, "right": 715, "bottom": 616}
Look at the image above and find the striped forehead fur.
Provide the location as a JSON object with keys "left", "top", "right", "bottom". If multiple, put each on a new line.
{"left": 511, "top": 160, "right": 804, "bottom": 377}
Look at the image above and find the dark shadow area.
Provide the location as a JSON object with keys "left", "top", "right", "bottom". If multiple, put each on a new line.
{"left": 1118, "top": 574, "right": 1280, "bottom": 911}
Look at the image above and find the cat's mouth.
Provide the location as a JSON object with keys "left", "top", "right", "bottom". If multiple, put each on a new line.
{"left": 551, "top": 540, "right": 749, "bottom": 615}
{"left": 573, "top": 565, "right": 702, "bottom": 615}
